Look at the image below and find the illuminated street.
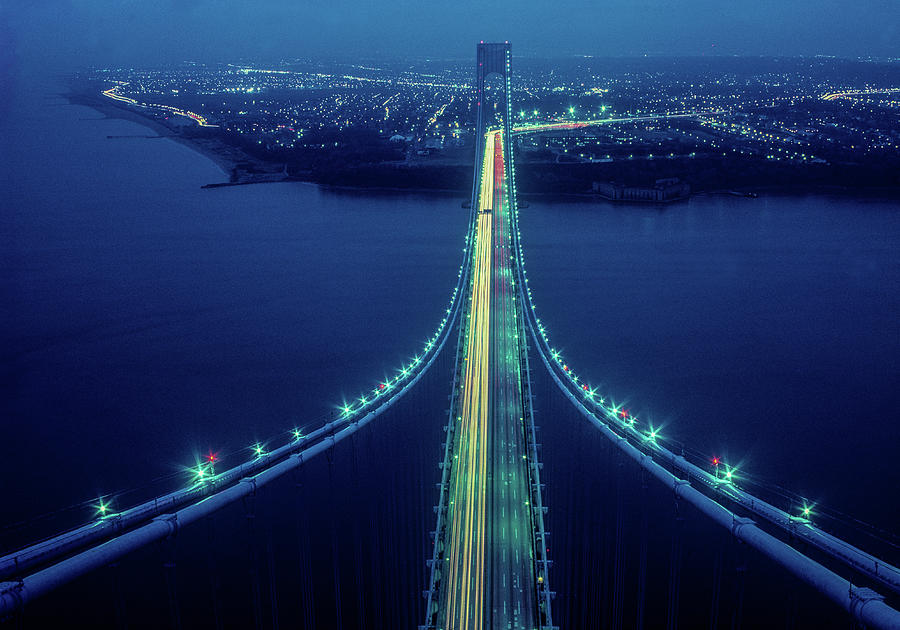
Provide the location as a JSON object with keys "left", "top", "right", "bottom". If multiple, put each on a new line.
{"left": 442, "top": 130, "right": 537, "bottom": 630}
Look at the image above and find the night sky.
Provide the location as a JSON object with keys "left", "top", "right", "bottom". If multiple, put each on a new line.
{"left": 2, "top": 0, "right": 898, "bottom": 71}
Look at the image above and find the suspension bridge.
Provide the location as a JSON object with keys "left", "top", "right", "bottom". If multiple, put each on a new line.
{"left": 2, "top": 42, "right": 899, "bottom": 629}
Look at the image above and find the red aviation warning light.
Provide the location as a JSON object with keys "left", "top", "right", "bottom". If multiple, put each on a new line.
{"left": 205, "top": 451, "right": 219, "bottom": 475}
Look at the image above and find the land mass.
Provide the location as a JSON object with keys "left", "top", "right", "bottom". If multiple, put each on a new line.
{"left": 68, "top": 85, "right": 900, "bottom": 201}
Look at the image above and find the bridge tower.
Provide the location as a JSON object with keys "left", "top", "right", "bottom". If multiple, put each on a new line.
{"left": 471, "top": 41, "right": 515, "bottom": 209}
{"left": 423, "top": 41, "right": 553, "bottom": 630}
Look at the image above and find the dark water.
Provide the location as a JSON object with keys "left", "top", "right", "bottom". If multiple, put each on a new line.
{"left": 522, "top": 195, "right": 900, "bottom": 627}
{"left": 1, "top": 82, "right": 466, "bottom": 531}
{"left": 523, "top": 194, "right": 900, "bottom": 525}
{"left": 2, "top": 80, "right": 898, "bottom": 627}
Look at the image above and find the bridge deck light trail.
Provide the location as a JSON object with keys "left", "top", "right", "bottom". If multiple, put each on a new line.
{"left": 435, "top": 108, "right": 547, "bottom": 627}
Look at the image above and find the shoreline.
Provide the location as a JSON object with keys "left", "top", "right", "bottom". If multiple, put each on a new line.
{"left": 67, "top": 91, "right": 240, "bottom": 180}
{"left": 165, "top": 138, "right": 234, "bottom": 180}
{"left": 67, "top": 89, "right": 900, "bottom": 204}
{"left": 516, "top": 184, "right": 900, "bottom": 204}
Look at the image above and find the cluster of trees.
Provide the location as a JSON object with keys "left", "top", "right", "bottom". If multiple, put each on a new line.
{"left": 518, "top": 155, "right": 900, "bottom": 194}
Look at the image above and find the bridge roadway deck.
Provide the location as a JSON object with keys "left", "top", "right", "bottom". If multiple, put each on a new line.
{"left": 441, "top": 130, "right": 538, "bottom": 630}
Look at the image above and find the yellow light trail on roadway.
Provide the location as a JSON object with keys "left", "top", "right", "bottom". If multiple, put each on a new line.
{"left": 822, "top": 87, "right": 900, "bottom": 101}
{"left": 424, "top": 97, "right": 455, "bottom": 133}
{"left": 444, "top": 131, "right": 496, "bottom": 630}
{"left": 101, "top": 83, "right": 219, "bottom": 127}
{"left": 511, "top": 110, "right": 726, "bottom": 135}
{"left": 441, "top": 128, "right": 539, "bottom": 629}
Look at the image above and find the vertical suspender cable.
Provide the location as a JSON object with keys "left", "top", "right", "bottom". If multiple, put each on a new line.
{"left": 350, "top": 432, "right": 366, "bottom": 630}
{"left": 612, "top": 450, "right": 625, "bottom": 630}
{"left": 242, "top": 489, "right": 263, "bottom": 630}
{"left": 730, "top": 537, "right": 747, "bottom": 630}
{"left": 204, "top": 516, "right": 223, "bottom": 630}
{"left": 266, "top": 530, "right": 280, "bottom": 630}
{"left": 327, "top": 448, "right": 344, "bottom": 630}
{"left": 108, "top": 561, "right": 128, "bottom": 630}
{"left": 636, "top": 468, "right": 649, "bottom": 630}
{"left": 291, "top": 465, "right": 315, "bottom": 629}
{"left": 160, "top": 528, "right": 182, "bottom": 630}
{"left": 784, "top": 535, "right": 803, "bottom": 630}
{"left": 568, "top": 421, "right": 582, "bottom": 628}
{"left": 367, "top": 427, "right": 383, "bottom": 626}
{"left": 785, "top": 585, "right": 799, "bottom": 630}
{"left": 666, "top": 494, "right": 685, "bottom": 630}
{"left": 709, "top": 532, "right": 723, "bottom": 630}
{"left": 600, "top": 437, "right": 611, "bottom": 630}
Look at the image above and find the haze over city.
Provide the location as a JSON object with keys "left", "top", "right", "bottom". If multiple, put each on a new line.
{"left": 4, "top": 0, "right": 900, "bottom": 71}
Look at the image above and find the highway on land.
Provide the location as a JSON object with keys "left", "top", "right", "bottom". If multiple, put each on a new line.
{"left": 512, "top": 109, "right": 727, "bottom": 134}
{"left": 442, "top": 130, "right": 538, "bottom": 630}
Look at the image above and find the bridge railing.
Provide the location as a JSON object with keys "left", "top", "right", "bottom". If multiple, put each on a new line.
{"left": 516, "top": 237, "right": 556, "bottom": 629}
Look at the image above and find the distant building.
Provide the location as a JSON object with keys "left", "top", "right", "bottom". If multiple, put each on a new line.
{"left": 592, "top": 178, "right": 690, "bottom": 202}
